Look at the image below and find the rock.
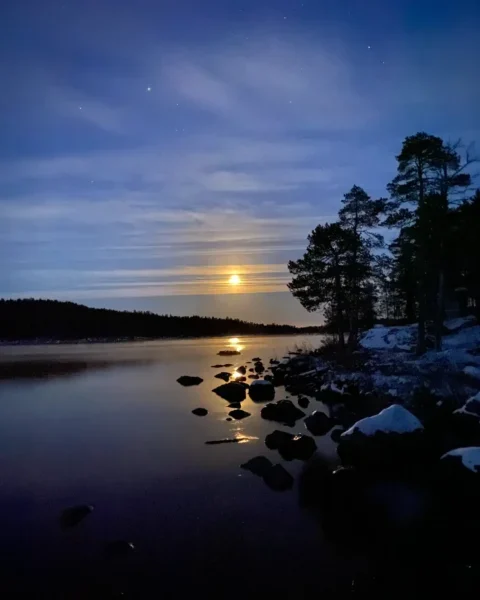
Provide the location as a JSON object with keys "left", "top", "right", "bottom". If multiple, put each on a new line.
{"left": 228, "top": 402, "right": 241, "bottom": 409}
{"left": 440, "top": 447, "right": 480, "bottom": 474}
{"left": 177, "top": 375, "right": 203, "bottom": 386}
{"left": 270, "top": 359, "right": 280, "bottom": 365}
{"left": 436, "top": 447, "right": 480, "bottom": 505}
{"left": 304, "top": 411, "right": 334, "bottom": 436}
{"left": 248, "top": 374, "right": 260, "bottom": 379}
{"left": 192, "top": 408, "right": 208, "bottom": 416}
{"left": 218, "top": 350, "right": 241, "bottom": 356}
{"left": 249, "top": 367, "right": 255, "bottom": 373}
{"left": 254, "top": 361, "right": 265, "bottom": 374}
{"left": 229, "top": 409, "right": 251, "bottom": 420}
{"left": 241, "top": 456, "right": 273, "bottom": 477}
{"left": 316, "top": 382, "right": 345, "bottom": 404}
{"left": 211, "top": 364, "right": 224, "bottom": 368}
{"left": 265, "top": 430, "right": 317, "bottom": 461}
{"left": 261, "top": 400, "right": 305, "bottom": 426}
{"left": 212, "top": 382, "right": 247, "bottom": 402}
{"left": 263, "top": 464, "right": 294, "bottom": 491}
{"left": 331, "top": 428, "right": 345, "bottom": 443}
{"left": 214, "top": 372, "right": 231, "bottom": 382}
{"left": 252, "top": 357, "right": 262, "bottom": 362}
{"left": 298, "top": 396, "right": 310, "bottom": 409}
{"left": 226, "top": 417, "right": 233, "bottom": 421}
{"left": 105, "top": 540, "right": 136, "bottom": 558}
{"left": 263, "top": 374, "right": 274, "bottom": 383}
{"left": 236, "top": 366, "right": 247, "bottom": 375}
{"left": 60, "top": 505, "right": 94, "bottom": 529}
{"left": 205, "top": 438, "right": 248, "bottom": 445}
{"left": 238, "top": 376, "right": 247, "bottom": 382}
{"left": 338, "top": 404, "right": 426, "bottom": 471}
{"left": 249, "top": 379, "right": 275, "bottom": 402}
{"left": 224, "top": 364, "right": 233, "bottom": 367}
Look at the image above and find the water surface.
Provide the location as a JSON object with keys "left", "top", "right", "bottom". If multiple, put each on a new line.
{"left": 0, "top": 335, "right": 353, "bottom": 597}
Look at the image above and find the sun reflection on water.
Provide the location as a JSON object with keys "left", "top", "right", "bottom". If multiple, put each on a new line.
{"left": 228, "top": 337, "right": 244, "bottom": 353}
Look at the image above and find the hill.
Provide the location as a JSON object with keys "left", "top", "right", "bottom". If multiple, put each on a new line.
{"left": 0, "top": 299, "right": 322, "bottom": 342}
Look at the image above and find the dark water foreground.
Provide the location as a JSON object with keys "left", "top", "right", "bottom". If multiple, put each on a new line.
{"left": 1, "top": 335, "right": 479, "bottom": 598}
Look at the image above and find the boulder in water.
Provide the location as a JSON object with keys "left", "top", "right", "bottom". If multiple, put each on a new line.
{"left": 229, "top": 409, "right": 251, "bottom": 420}
{"left": 177, "top": 376, "right": 203, "bottom": 386}
{"left": 218, "top": 350, "right": 241, "bottom": 356}
{"left": 263, "top": 464, "right": 294, "bottom": 491}
{"left": 212, "top": 382, "right": 247, "bottom": 402}
{"left": 215, "top": 372, "right": 231, "bottom": 382}
{"left": 265, "top": 430, "right": 317, "bottom": 461}
{"left": 304, "top": 411, "right": 334, "bottom": 436}
{"left": 298, "top": 395, "right": 310, "bottom": 409}
{"left": 192, "top": 408, "right": 208, "bottom": 417}
{"left": 241, "top": 456, "right": 273, "bottom": 477}
{"left": 261, "top": 399, "right": 305, "bottom": 426}
{"left": 236, "top": 366, "right": 247, "bottom": 375}
{"left": 249, "top": 379, "right": 275, "bottom": 402}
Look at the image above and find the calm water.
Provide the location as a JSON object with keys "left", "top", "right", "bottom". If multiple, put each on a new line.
{"left": 0, "top": 335, "right": 357, "bottom": 598}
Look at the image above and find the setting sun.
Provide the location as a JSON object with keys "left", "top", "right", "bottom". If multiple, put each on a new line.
{"left": 229, "top": 274, "right": 241, "bottom": 286}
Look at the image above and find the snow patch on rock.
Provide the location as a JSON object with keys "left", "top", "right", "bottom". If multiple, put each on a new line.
{"left": 441, "top": 447, "right": 480, "bottom": 473}
{"left": 444, "top": 315, "right": 476, "bottom": 331}
{"left": 360, "top": 325, "right": 416, "bottom": 351}
{"left": 342, "top": 404, "right": 423, "bottom": 438}
{"left": 250, "top": 379, "right": 273, "bottom": 387}
{"left": 464, "top": 366, "right": 480, "bottom": 381}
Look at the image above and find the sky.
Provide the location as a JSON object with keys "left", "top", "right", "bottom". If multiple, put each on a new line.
{"left": 1, "top": 0, "right": 479, "bottom": 325}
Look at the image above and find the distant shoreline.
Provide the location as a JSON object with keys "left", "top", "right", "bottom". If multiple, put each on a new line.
{"left": 0, "top": 331, "right": 324, "bottom": 347}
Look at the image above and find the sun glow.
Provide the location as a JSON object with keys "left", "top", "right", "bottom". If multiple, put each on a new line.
{"left": 229, "top": 274, "right": 241, "bottom": 286}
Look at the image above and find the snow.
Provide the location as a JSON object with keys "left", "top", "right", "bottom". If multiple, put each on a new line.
{"left": 342, "top": 404, "right": 424, "bottom": 438}
{"left": 320, "top": 382, "right": 344, "bottom": 394}
{"left": 441, "top": 447, "right": 480, "bottom": 473}
{"left": 444, "top": 315, "right": 476, "bottom": 331}
{"left": 443, "top": 326, "right": 480, "bottom": 350}
{"left": 250, "top": 379, "right": 273, "bottom": 387}
{"left": 463, "top": 366, "right": 480, "bottom": 381}
{"left": 360, "top": 324, "right": 416, "bottom": 351}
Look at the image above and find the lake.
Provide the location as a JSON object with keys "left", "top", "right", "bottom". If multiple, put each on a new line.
{"left": 0, "top": 335, "right": 360, "bottom": 598}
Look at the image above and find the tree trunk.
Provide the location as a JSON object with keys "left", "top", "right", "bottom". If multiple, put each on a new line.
{"left": 434, "top": 270, "right": 444, "bottom": 351}
{"left": 416, "top": 286, "right": 426, "bottom": 355}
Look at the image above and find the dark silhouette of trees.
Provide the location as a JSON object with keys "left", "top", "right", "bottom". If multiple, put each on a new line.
{"left": 288, "top": 131, "right": 477, "bottom": 354}
{"left": 0, "top": 299, "right": 321, "bottom": 342}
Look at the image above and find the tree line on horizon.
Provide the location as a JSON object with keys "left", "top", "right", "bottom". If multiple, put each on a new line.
{"left": 0, "top": 298, "right": 322, "bottom": 341}
{"left": 288, "top": 132, "right": 479, "bottom": 354}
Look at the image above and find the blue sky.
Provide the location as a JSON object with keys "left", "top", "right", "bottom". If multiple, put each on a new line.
{"left": 1, "top": 0, "right": 479, "bottom": 325}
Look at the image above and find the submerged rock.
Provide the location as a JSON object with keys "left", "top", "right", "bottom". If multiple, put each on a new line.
{"left": 205, "top": 438, "right": 247, "bottom": 445}
{"left": 105, "top": 540, "right": 136, "bottom": 558}
{"left": 241, "top": 456, "right": 273, "bottom": 477}
{"left": 261, "top": 399, "right": 305, "bottom": 426}
{"left": 304, "top": 411, "right": 334, "bottom": 436}
{"left": 263, "top": 464, "right": 294, "bottom": 491}
{"left": 212, "top": 382, "right": 247, "bottom": 402}
{"left": 249, "top": 379, "right": 275, "bottom": 402}
{"left": 214, "top": 372, "right": 231, "bottom": 382}
{"left": 265, "top": 430, "right": 317, "bottom": 461}
{"left": 60, "top": 504, "right": 94, "bottom": 529}
{"left": 218, "top": 350, "right": 241, "bottom": 356}
{"left": 229, "top": 409, "right": 251, "bottom": 420}
{"left": 192, "top": 408, "right": 208, "bottom": 416}
{"left": 177, "top": 375, "right": 203, "bottom": 386}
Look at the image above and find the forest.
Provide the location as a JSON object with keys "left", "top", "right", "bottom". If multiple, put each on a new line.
{"left": 289, "top": 132, "right": 479, "bottom": 354}
{"left": 0, "top": 298, "right": 321, "bottom": 341}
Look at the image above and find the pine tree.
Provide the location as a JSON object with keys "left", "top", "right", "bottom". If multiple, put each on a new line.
{"left": 288, "top": 223, "right": 357, "bottom": 351}
{"left": 338, "top": 185, "right": 384, "bottom": 346}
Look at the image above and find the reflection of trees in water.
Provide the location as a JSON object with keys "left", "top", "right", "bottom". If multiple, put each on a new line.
{"left": 0, "top": 359, "right": 153, "bottom": 381}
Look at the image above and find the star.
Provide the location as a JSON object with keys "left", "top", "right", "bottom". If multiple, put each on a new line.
{"left": 288, "top": 100, "right": 293, "bottom": 104}
{"left": 283, "top": 16, "right": 287, "bottom": 20}
{"left": 78, "top": 106, "right": 82, "bottom": 110}
{"left": 146, "top": 87, "right": 152, "bottom": 92}
{"left": 367, "top": 45, "right": 371, "bottom": 49}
